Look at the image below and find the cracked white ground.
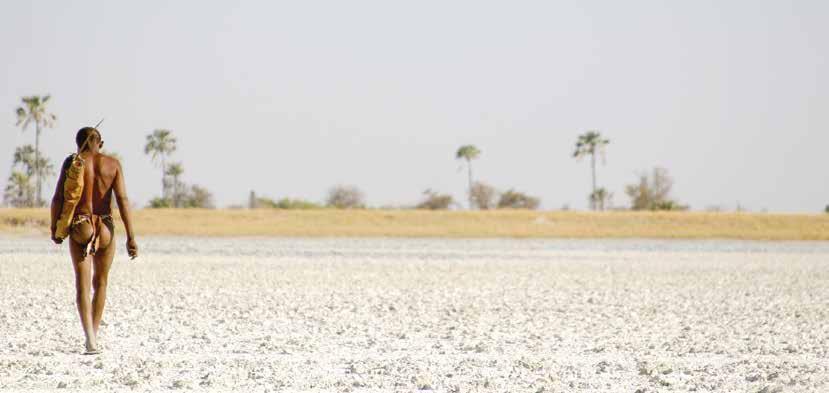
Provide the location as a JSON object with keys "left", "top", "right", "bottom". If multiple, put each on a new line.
{"left": 1, "top": 237, "right": 827, "bottom": 392}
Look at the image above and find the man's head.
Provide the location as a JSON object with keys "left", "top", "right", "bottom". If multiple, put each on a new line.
{"left": 75, "top": 127, "right": 102, "bottom": 151}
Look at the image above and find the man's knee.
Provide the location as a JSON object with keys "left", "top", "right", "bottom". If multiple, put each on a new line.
{"left": 92, "top": 275, "right": 108, "bottom": 290}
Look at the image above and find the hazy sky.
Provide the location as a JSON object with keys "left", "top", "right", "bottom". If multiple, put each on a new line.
{"left": 1, "top": 1, "right": 827, "bottom": 212}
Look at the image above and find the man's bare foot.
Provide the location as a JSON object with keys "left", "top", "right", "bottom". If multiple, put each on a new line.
{"left": 84, "top": 340, "right": 101, "bottom": 355}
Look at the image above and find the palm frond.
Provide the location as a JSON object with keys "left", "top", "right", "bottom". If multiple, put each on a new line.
{"left": 455, "top": 145, "right": 481, "bottom": 160}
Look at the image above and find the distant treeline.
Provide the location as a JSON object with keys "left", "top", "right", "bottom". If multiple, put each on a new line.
{"left": 3, "top": 95, "right": 824, "bottom": 212}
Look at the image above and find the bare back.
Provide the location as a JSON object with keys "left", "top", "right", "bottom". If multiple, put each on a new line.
{"left": 73, "top": 153, "right": 120, "bottom": 217}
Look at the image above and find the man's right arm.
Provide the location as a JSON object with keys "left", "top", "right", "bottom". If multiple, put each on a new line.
{"left": 113, "top": 160, "right": 138, "bottom": 259}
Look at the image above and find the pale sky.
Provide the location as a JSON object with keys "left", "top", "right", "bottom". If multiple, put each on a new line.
{"left": 1, "top": 1, "right": 827, "bottom": 212}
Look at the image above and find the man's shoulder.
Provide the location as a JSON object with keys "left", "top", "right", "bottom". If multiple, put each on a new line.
{"left": 98, "top": 153, "right": 122, "bottom": 167}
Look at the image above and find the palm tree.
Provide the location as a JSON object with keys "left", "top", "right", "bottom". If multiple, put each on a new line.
{"left": 13, "top": 145, "right": 53, "bottom": 181}
{"left": 3, "top": 171, "right": 34, "bottom": 207}
{"left": 573, "top": 131, "right": 610, "bottom": 210}
{"left": 166, "top": 162, "right": 184, "bottom": 207}
{"left": 15, "top": 95, "right": 57, "bottom": 206}
{"left": 144, "top": 129, "right": 177, "bottom": 200}
{"left": 455, "top": 145, "right": 481, "bottom": 210}
{"left": 589, "top": 188, "right": 612, "bottom": 211}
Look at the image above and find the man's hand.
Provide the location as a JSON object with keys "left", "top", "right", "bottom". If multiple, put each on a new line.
{"left": 51, "top": 229, "right": 63, "bottom": 245}
{"left": 127, "top": 237, "right": 138, "bottom": 259}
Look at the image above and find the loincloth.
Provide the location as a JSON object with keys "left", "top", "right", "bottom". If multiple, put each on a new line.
{"left": 70, "top": 214, "right": 114, "bottom": 258}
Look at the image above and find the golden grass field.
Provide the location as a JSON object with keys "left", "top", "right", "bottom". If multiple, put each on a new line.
{"left": 1, "top": 208, "right": 827, "bottom": 240}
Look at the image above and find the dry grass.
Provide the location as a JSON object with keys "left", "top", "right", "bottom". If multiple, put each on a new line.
{"left": 1, "top": 208, "right": 827, "bottom": 240}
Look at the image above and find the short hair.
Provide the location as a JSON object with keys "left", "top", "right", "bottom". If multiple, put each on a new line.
{"left": 75, "top": 127, "right": 101, "bottom": 150}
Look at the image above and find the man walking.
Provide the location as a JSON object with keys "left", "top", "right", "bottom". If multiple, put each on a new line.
{"left": 50, "top": 126, "right": 138, "bottom": 354}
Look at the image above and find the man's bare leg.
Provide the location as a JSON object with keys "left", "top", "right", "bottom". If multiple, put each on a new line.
{"left": 91, "top": 223, "right": 115, "bottom": 337}
{"left": 69, "top": 239, "right": 98, "bottom": 354}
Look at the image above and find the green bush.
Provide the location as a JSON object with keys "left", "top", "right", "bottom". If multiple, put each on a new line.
{"left": 497, "top": 190, "right": 540, "bottom": 210}
{"left": 148, "top": 197, "right": 172, "bottom": 208}
{"left": 625, "top": 167, "right": 686, "bottom": 211}
{"left": 653, "top": 200, "right": 689, "bottom": 211}
{"left": 258, "top": 197, "right": 322, "bottom": 209}
{"left": 326, "top": 185, "right": 365, "bottom": 209}
{"left": 147, "top": 184, "right": 214, "bottom": 209}
{"left": 182, "top": 185, "right": 214, "bottom": 208}
{"left": 470, "top": 182, "right": 497, "bottom": 210}
{"left": 416, "top": 190, "right": 454, "bottom": 210}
